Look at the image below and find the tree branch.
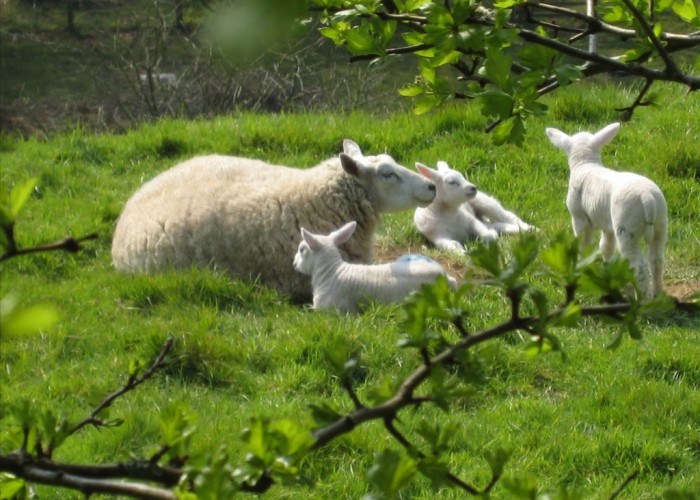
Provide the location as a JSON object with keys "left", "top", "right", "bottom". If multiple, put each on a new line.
{"left": 70, "top": 338, "right": 174, "bottom": 436}
{"left": 0, "top": 233, "right": 99, "bottom": 262}
{"left": 615, "top": 78, "right": 654, "bottom": 121}
{"left": 618, "top": 0, "right": 678, "bottom": 75}
{"left": 0, "top": 455, "right": 177, "bottom": 500}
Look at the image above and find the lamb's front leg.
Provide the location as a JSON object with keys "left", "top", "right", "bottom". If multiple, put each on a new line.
{"left": 433, "top": 237, "right": 467, "bottom": 254}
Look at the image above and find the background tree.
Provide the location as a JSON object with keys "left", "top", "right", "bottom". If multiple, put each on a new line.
{"left": 306, "top": 0, "right": 700, "bottom": 143}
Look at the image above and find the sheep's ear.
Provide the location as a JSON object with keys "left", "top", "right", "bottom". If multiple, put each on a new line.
{"left": 343, "top": 139, "right": 363, "bottom": 159}
{"left": 592, "top": 122, "right": 620, "bottom": 148}
{"left": 340, "top": 153, "right": 365, "bottom": 178}
{"left": 331, "top": 221, "right": 357, "bottom": 245}
{"left": 416, "top": 162, "right": 441, "bottom": 182}
{"left": 301, "top": 228, "right": 323, "bottom": 250}
{"left": 545, "top": 127, "right": 570, "bottom": 151}
{"left": 436, "top": 161, "right": 451, "bottom": 173}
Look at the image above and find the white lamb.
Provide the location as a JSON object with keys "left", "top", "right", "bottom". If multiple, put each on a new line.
{"left": 293, "top": 221, "right": 457, "bottom": 313}
{"left": 545, "top": 122, "right": 668, "bottom": 299}
{"left": 111, "top": 140, "right": 436, "bottom": 303}
{"left": 413, "top": 161, "right": 535, "bottom": 254}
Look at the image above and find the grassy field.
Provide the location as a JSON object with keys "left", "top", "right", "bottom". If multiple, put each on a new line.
{"left": 1, "top": 81, "right": 699, "bottom": 498}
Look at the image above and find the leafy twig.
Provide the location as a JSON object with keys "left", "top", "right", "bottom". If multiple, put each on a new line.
{"left": 70, "top": 338, "right": 174, "bottom": 435}
{"left": 615, "top": 78, "right": 654, "bottom": 121}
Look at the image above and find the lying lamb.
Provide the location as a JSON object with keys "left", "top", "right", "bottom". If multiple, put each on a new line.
{"left": 111, "top": 140, "right": 436, "bottom": 303}
{"left": 545, "top": 122, "right": 668, "bottom": 298}
{"left": 413, "top": 161, "right": 534, "bottom": 254}
{"left": 293, "top": 221, "right": 457, "bottom": 313}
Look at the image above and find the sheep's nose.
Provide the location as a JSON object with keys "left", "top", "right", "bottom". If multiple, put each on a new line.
{"left": 467, "top": 186, "right": 477, "bottom": 196}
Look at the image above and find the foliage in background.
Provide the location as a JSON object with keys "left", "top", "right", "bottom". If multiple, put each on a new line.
{"left": 309, "top": 0, "right": 700, "bottom": 143}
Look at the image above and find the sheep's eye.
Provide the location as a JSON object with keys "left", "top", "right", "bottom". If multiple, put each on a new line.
{"left": 380, "top": 168, "right": 400, "bottom": 180}
{"left": 447, "top": 180, "right": 459, "bottom": 186}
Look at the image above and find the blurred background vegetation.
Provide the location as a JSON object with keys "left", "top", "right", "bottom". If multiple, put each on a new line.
{"left": 2, "top": 0, "right": 696, "bottom": 137}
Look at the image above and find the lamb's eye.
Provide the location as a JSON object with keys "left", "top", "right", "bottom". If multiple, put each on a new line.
{"left": 447, "top": 180, "right": 459, "bottom": 186}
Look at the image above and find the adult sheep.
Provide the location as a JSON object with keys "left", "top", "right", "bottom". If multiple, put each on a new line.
{"left": 111, "top": 140, "right": 437, "bottom": 303}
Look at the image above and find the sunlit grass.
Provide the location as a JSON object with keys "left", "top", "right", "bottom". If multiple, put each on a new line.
{"left": 1, "top": 82, "right": 699, "bottom": 498}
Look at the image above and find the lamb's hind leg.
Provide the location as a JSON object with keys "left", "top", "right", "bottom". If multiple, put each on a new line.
{"left": 599, "top": 231, "right": 616, "bottom": 261}
{"left": 487, "top": 221, "right": 522, "bottom": 235}
{"left": 648, "top": 226, "right": 667, "bottom": 297}
{"left": 618, "top": 234, "right": 650, "bottom": 299}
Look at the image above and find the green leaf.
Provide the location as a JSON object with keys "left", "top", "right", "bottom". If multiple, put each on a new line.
{"left": 416, "top": 456, "right": 452, "bottom": 489}
{"left": 367, "top": 449, "right": 417, "bottom": 497}
{"left": 554, "top": 64, "right": 583, "bottom": 86}
{"left": 0, "top": 206, "right": 12, "bottom": 227}
{"left": 483, "top": 446, "right": 512, "bottom": 479}
{"left": 318, "top": 26, "right": 344, "bottom": 44}
{"left": 9, "top": 178, "right": 39, "bottom": 218}
{"left": 413, "top": 95, "right": 441, "bottom": 115}
{"left": 483, "top": 47, "right": 513, "bottom": 88}
{"left": 0, "top": 295, "right": 59, "bottom": 339}
{"left": 673, "top": 0, "right": 700, "bottom": 27}
{"left": 309, "top": 401, "right": 343, "bottom": 427}
{"left": 503, "top": 474, "right": 538, "bottom": 498}
{"left": 469, "top": 240, "right": 502, "bottom": 277}
{"left": 494, "top": 0, "right": 525, "bottom": 7}
{"left": 159, "top": 404, "right": 197, "bottom": 460}
{"left": 492, "top": 115, "right": 525, "bottom": 146}
{"left": 345, "top": 24, "right": 375, "bottom": 55}
{"left": 0, "top": 475, "right": 27, "bottom": 500}
{"left": 398, "top": 83, "right": 424, "bottom": 97}
{"left": 479, "top": 90, "right": 514, "bottom": 119}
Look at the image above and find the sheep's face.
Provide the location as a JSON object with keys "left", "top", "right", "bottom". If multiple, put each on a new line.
{"left": 416, "top": 162, "right": 477, "bottom": 208}
{"left": 340, "top": 140, "right": 436, "bottom": 212}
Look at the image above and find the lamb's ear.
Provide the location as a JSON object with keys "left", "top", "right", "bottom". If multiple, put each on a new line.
{"left": 416, "top": 162, "right": 441, "bottom": 182}
{"left": 545, "top": 127, "right": 570, "bottom": 151}
{"left": 331, "top": 221, "right": 357, "bottom": 246}
{"left": 436, "top": 161, "right": 451, "bottom": 173}
{"left": 301, "top": 228, "right": 322, "bottom": 250}
{"left": 343, "top": 139, "right": 363, "bottom": 159}
{"left": 592, "top": 122, "right": 620, "bottom": 148}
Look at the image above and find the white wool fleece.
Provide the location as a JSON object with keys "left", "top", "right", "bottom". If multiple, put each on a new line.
{"left": 111, "top": 140, "right": 436, "bottom": 303}
{"left": 293, "top": 221, "right": 457, "bottom": 313}
{"left": 414, "top": 161, "right": 535, "bottom": 254}
{"left": 546, "top": 122, "right": 668, "bottom": 298}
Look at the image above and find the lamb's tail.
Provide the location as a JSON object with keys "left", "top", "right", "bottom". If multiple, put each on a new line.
{"left": 641, "top": 190, "right": 667, "bottom": 245}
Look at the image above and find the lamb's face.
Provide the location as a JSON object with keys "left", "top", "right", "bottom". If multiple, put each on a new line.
{"left": 357, "top": 154, "right": 437, "bottom": 211}
{"left": 439, "top": 169, "right": 477, "bottom": 207}
{"left": 293, "top": 240, "right": 314, "bottom": 276}
{"left": 546, "top": 123, "right": 620, "bottom": 167}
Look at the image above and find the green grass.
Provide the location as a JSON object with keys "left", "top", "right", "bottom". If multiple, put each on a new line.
{"left": 1, "top": 82, "right": 699, "bottom": 498}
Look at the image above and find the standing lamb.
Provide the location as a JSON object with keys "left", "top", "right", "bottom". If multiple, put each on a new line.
{"left": 545, "top": 122, "right": 667, "bottom": 299}
{"left": 413, "top": 161, "right": 534, "bottom": 254}
{"left": 111, "top": 140, "right": 436, "bottom": 303}
{"left": 293, "top": 221, "right": 457, "bottom": 313}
